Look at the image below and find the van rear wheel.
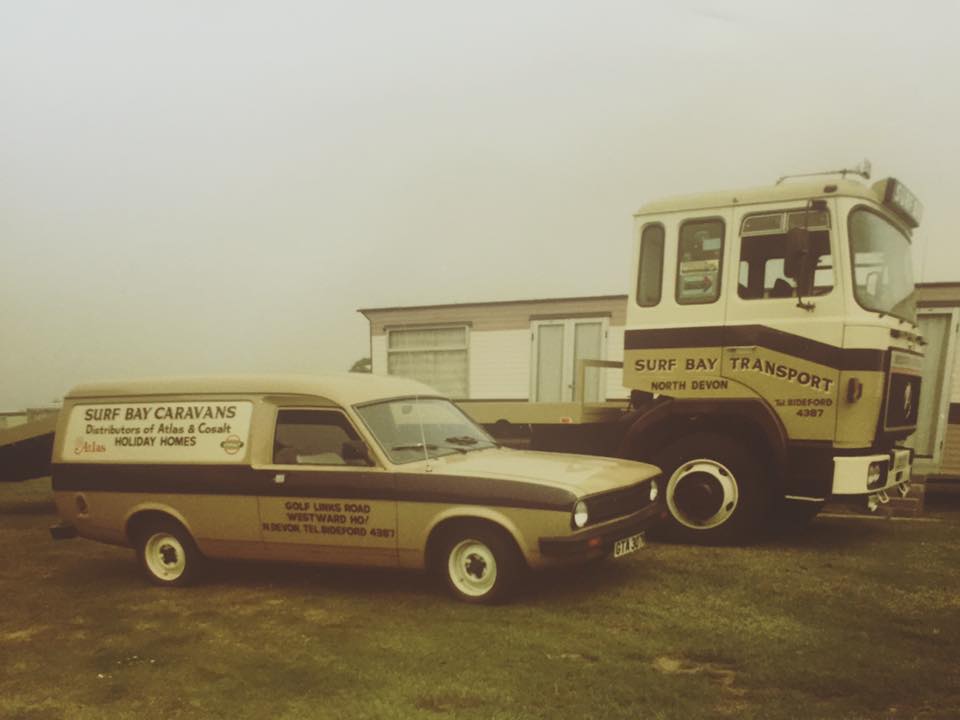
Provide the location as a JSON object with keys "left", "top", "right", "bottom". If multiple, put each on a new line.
{"left": 136, "top": 521, "right": 202, "bottom": 587}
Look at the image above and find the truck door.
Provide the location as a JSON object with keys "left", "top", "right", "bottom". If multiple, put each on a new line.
{"left": 722, "top": 202, "right": 843, "bottom": 442}
{"left": 257, "top": 408, "right": 398, "bottom": 566}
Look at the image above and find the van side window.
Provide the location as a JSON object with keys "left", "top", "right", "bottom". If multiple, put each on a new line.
{"left": 636, "top": 224, "right": 664, "bottom": 307}
{"left": 274, "top": 410, "right": 362, "bottom": 466}
{"left": 676, "top": 219, "right": 724, "bottom": 304}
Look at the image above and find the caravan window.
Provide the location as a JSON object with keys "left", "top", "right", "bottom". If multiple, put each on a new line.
{"left": 387, "top": 326, "right": 469, "bottom": 398}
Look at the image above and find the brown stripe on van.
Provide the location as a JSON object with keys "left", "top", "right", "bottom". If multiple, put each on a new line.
{"left": 51, "top": 464, "right": 576, "bottom": 513}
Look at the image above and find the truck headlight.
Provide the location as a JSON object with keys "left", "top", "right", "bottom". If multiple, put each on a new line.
{"left": 867, "top": 462, "right": 883, "bottom": 488}
{"left": 573, "top": 500, "right": 589, "bottom": 528}
{"left": 649, "top": 479, "right": 659, "bottom": 502}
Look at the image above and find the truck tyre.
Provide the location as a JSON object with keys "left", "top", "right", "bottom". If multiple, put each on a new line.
{"left": 652, "top": 432, "right": 768, "bottom": 544}
{"left": 440, "top": 522, "right": 524, "bottom": 604}
{"left": 136, "top": 520, "right": 203, "bottom": 587}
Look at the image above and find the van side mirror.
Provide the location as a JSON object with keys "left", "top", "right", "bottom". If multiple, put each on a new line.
{"left": 342, "top": 439, "right": 372, "bottom": 465}
{"left": 784, "top": 227, "right": 814, "bottom": 296}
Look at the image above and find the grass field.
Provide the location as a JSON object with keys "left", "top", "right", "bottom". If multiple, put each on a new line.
{"left": 1, "top": 478, "right": 958, "bottom": 720}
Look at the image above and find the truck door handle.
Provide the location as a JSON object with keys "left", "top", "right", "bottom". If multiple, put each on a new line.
{"left": 274, "top": 473, "right": 286, "bottom": 485}
{"left": 725, "top": 345, "right": 757, "bottom": 353}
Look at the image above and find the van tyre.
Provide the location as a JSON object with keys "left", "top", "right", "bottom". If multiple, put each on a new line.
{"left": 653, "top": 432, "right": 767, "bottom": 544}
{"left": 136, "top": 520, "right": 203, "bottom": 587}
{"left": 440, "top": 523, "right": 524, "bottom": 604}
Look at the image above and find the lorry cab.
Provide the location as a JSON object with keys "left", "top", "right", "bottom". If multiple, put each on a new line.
{"left": 621, "top": 172, "right": 922, "bottom": 541}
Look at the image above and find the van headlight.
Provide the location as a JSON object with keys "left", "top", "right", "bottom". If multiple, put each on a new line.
{"left": 649, "top": 479, "right": 659, "bottom": 502}
{"left": 572, "top": 500, "right": 589, "bottom": 528}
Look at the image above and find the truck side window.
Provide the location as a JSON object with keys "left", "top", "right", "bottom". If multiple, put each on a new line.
{"left": 676, "top": 219, "right": 724, "bottom": 304}
{"left": 738, "top": 209, "right": 833, "bottom": 300}
{"left": 738, "top": 232, "right": 833, "bottom": 300}
{"left": 274, "top": 410, "right": 362, "bottom": 466}
{"left": 636, "top": 224, "right": 664, "bottom": 307}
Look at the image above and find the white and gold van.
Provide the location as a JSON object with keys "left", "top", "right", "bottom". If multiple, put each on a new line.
{"left": 50, "top": 374, "right": 664, "bottom": 603}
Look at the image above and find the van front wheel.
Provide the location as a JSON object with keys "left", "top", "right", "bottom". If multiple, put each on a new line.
{"left": 136, "top": 521, "right": 202, "bottom": 587}
{"left": 441, "top": 523, "right": 523, "bottom": 604}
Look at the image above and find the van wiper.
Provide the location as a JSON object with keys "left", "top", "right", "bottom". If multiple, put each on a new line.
{"left": 445, "top": 436, "right": 500, "bottom": 450}
{"left": 391, "top": 442, "right": 468, "bottom": 454}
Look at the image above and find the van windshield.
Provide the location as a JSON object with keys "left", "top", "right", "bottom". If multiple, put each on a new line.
{"left": 355, "top": 397, "right": 498, "bottom": 464}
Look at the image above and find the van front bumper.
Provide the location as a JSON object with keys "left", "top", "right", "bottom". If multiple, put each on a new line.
{"left": 538, "top": 499, "right": 666, "bottom": 561}
{"left": 832, "top": 448, "right": 912, "bottom": 495}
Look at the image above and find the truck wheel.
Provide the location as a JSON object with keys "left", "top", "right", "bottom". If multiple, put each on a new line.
{"left": 440, "top": 523, "right": 524, "bottom": 604}
{"left": 653, "top": 432, "right": 767, "bottom": 544}
{"left": 136, "top": 520, "right": 203, "bottom": 587}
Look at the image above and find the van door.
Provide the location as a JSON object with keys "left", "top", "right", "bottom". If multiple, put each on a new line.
{"left": 257, "top": 408, "right": 398, "bottom": 566}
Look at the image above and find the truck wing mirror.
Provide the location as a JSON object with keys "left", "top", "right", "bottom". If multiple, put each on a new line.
{"left": 342, "top": 439, "right": 373, "bottom": 466}
{"left": 783, "top": 227, "right": 810, "bottom": 281}
{"left": 784, "top": 227, "right": 817, "bottom": 310}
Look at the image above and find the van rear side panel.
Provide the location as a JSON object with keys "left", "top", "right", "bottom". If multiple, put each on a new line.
{"left": 53, "top": 398, "right": 261, "bottom": 554}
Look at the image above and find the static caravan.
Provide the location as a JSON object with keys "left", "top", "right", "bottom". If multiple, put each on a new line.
{"left": 359, "top": 295, "right": 630, "bottom": 404}
{"left": 913, "top": 282, "right": 960, "bottom": 479}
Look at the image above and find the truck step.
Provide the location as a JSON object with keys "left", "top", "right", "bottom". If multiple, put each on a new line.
{"left": 825, "top": 482, "right": 926, "bottom": 518}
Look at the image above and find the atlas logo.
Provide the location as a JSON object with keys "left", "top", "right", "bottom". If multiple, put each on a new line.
{"left": 74, "top": 437, "right": 106, "bottom": 455}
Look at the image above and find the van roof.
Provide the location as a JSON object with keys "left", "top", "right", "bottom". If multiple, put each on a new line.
{"left": 64, "top": 374, "right": 443, "bottom": 407}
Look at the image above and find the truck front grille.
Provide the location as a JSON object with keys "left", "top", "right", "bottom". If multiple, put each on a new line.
{"left": 885, "top": 373, "right": 921, "bottom": 430}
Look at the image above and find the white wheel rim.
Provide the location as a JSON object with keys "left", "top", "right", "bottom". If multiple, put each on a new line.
{"left": 666, "top": 458, "right": 739, "bottom": 530}
{"left": 144, "top": 532, "right": 186, "bottom": 581}
{"left": 447, "top": 539, "right": 497, "bottom": 597}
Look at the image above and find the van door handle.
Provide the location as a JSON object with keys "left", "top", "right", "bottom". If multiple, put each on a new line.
{"left": 725, "top": 345, "right": 758, "bottom": 353}
{"left": 274, "top": 473, "right": 286, "bottom": 485}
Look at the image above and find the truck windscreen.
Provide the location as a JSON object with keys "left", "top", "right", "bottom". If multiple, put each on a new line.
{"left": 848, "top": 208, "right": 916, "bottom": 323}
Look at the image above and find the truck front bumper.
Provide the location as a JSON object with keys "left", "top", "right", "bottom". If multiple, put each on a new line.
{"left": 831, "top": 448, "right": 912, "bottom": 495}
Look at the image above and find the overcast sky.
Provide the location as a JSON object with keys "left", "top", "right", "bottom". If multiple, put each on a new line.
{"left": 2, "top": 0, "right": 958, "bottom": 410}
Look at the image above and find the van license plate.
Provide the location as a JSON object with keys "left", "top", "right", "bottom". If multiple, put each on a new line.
{"left": 613, "top": 533, "right": 645, "bottom": 558}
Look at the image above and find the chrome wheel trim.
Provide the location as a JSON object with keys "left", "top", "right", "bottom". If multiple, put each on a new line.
{"left": 666, "top": 458, "right": 739, "bottom": 530}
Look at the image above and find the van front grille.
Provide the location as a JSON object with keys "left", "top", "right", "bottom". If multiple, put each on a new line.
{"left": 585, "top": 481, "right": 653, "bottom": 525}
